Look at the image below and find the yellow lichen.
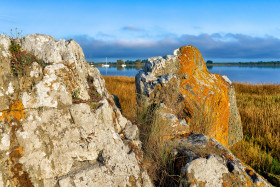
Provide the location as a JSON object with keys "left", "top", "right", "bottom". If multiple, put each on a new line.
{"left": 178, "top": 45, "right": 230, "bottom": 147}
{"left": 0, "top": 100, "right": 25, "bottom": 123}
{"left": 1, "top": 100, "right": 33, "bottom": 186}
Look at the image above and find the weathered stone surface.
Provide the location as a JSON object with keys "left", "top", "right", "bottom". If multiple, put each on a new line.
{"left": 87, "top": 63, "right": 108, "bottom": 97}
{"left": 0, "top": 34, "right": 19, "bottom": 111}
{"left": 136, "top": 45, "right": 243, "bottom": 147}
{"left": 157, "top": 103, "right": 190, "bottom": 138}
{"left": 0, "top": 34, "right": 152, "bottom": 186}
{"left": 122, "top": 121, "right": 139, "bottom": 140}
{"left": 172, "top": 134, "right": 272, "bottom": 187}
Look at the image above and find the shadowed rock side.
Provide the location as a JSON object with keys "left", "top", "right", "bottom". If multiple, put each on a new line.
{"left": 136, "top": 45, "right": 243, "bottom": 147}
{"left": 0, "top": 34, "right": 152, "bottom": 187}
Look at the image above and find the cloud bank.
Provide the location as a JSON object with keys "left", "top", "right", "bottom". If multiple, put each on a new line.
{"left": 72, "top": 33, "right": 280, "bottom": 60}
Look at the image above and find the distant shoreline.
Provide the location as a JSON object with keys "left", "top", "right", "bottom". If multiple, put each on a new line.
{"left": 207, "top": 62, "right": 280, "bottom": 66}
{"left": 88, "top": 62, "right": 280, "bottom": 66}
{"left": 88, "top": 63, "right": 144, "bottom": 67}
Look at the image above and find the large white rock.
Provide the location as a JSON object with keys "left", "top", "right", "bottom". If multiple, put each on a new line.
{"left": 182, "top": 155, "right": 229, "bottom": 187}
{"left": 173, "top": 134, "right": 272, "bottom": 187}
{"left": 0, "top": 34, "right": 152, "bottom": 187}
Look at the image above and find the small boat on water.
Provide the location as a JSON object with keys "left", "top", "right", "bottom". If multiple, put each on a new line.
{"left": 102, "top": 57, "right": 110, "bottom": 67}
{"left": 121, "top": 64, "right": 126, "bottom": 67}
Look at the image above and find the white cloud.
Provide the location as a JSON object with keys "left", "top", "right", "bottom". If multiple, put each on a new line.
{"left": 72, "top": 33, "right": 280, "bottom": 59}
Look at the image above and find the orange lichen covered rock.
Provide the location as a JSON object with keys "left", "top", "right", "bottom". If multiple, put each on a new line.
{"left": 136, "top": 45, "right": 243, "bottom": 147}
{"left": 135, "top": 46, "right": 270, "bottom": 186}
{"left": 178, "top": 45, "right": 242, "bottom": 146}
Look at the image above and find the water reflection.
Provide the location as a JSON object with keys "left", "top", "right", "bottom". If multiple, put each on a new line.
{"left": 117, "top": 66, "right": 125, "bottom": 71}
{"left": 95, "top": 65, "right": 280, "bottom": 84}
{"left": 135, "top": 66, "right": 142, "bottom": 70}
{"left": 207, "top": 65, "right": 280, "bottom": 69}
{"left": 96, "top": 65, "right": 141, "bottom": 77}
{"left": 207, "top": 65, "right": 213, "bottom": 70}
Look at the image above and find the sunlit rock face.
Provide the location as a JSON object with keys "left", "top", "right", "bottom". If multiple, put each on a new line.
{"left": 136, "top": 48, "right": 271, "bottom": 186}
{"left": 0, "top": 34, "right": 152, "bottom": 187}
{"left": 135, "top": 45, "right": 273, "bottom": 186}
{"left": 136, "top": 45, "right": 243, "bottom": 147}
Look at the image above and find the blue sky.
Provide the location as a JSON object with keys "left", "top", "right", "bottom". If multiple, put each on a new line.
{"left": 1, "top": 0, "right": 280, "bottom": 62}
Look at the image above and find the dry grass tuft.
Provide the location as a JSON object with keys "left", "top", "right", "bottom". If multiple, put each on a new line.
{"left": 104, "top": 76, "right": 178, "bottom": 185}
{"left": 136, "top": 103, "right": 178, "bottom": 186}
{"left": 187, "top": 96, "right": 217, "bottom": 136}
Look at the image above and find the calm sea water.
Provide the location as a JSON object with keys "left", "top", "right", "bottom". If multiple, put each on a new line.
{"left": 95, "top": 65, "right": 280, "bottom": 84}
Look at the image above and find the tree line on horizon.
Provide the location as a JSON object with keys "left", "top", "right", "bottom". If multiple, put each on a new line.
{"left": 89, "top": 59, "right": 148, "bottom": 65}
{"left": 89, "top": 59, "right": 280, "bottom": 65}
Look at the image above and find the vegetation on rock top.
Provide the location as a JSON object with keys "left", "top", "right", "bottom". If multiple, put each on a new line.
{"left": 8, "top": 29, "right": 46, "bottom": 77}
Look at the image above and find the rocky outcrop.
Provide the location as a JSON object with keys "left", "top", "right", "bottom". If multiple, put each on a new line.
{"left": 143, "top": 103, "right": 271, "bottom": 186}
{"left": 172, "top": 134, "right": 272, "bottom": 187}
{"left": 0, "top": 34, "right": 152, "bottom": 186}
{"left": 136, "top": 45, "right": 243, "bottom": 147}
{"left": 135, "top": 45, "right": 272, "bottom": 186}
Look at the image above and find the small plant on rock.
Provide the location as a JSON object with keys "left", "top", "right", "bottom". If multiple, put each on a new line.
{"left": 8, "top": 28, "right": 46, "bottom": 77}
{"left": 9, "top": 28, "right": 22, "bottom": 53}
{"left": 72, "top": 89, "right": 80, "bottom": 100}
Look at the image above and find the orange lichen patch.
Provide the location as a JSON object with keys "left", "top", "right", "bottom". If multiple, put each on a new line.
{"left": 120, "top": 134, "right": 125, "bottom": 139}
{"left": 0, "top": 100, "right": 25, "bottom": 123}
{"left": 224, "top": 154, "right": 235, "bottom": 161}
{"left": 178, "top": 45, "right": 207, "bottom": 77}
{"left": 170, "top": 132, "right": 191, "bottom": 140}
{"left": 8, "top": 145, "right": 33, "bottom": 187}
{"left": 1, "top": 101, "right": 33, "bottom": 186}
{"left": 245, "top": 177, "right": 253, "bottom": 187}
{"left": 222, "top": 177, "right": 234, "bottom": 187}
{"left": 245, "top": 168, "right": 258, "bottom": 182}
{"left": 243, "top": 167, "right": 267, "bottom": 186}
{"left": 128, "top": 141, "right": 137, "bottom": 151}
{"left": 223, "top": 171, "right": 257, "bottom": 187}
{"left": 178, "top": 45, "right": 231, "bottom": 147}
{"left": 183, "top": 176, "right": 207, "bottom": 186}
{"left": 60, "top": 63, "right": 80, "bottom": 92}
{"left": 10, "top": 146, "right": 24, "bottom": 159}
{"left": 197, "top": 181, "right": 206, "bottom": 187}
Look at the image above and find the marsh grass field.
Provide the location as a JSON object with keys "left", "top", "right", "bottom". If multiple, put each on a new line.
{"left": 103, "top": 76, "right": 280, "bottom": 186}
{"left": 231, "top": 83, "right": 280, "bottom": 185}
